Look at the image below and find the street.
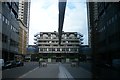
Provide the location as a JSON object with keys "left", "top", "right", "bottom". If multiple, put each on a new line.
{"left": 2, "top": 61, "right": 120, "bottom": 80}
{"left": 2, "top": 62, "right": 92, "bottom": 80}
{"left": 2, "top": 62, "right": 38, "bottom": 78}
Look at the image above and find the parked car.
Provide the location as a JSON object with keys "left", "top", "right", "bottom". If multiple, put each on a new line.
{"left": 16, "top": 61, "right": 24, "bottom": 67}
{"left": 3, "top": 61, "right": 12, "bottom": 69}
{"left": 0, "top": 59, "right": 4, "bottom": 70}
{"left": 10, "top": 61, "right": 18, "bottom": 68}
{"left": 41, "top": 60, "right": 47, "bottom": 67}
{"left": 112, "top": 59, "right": 120, "bottom": 70}
{"left": 71, "top": 60, "right": 77, "bottom": 67}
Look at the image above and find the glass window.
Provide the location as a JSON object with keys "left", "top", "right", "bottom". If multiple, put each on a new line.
{"left": 3, "top": 16, "right": 5, "bottom": 21}
{"left": 52, "top": 48, "right": 55, "bottom": 51}
{"left": 0, "top": 13, "right": 1, "bottom": 19}
{"left": 49, "top": 48, "right": 52, "bottom": 51}
{"left": 62, "top": 48, "right": 65, "bottom": 51}
{"left": 5, "top": 19, "right": 7, "bottom": 24}
{"left": 11, "top": 25, "right": 13, "bottom": 29}
{"left": 40, "top": 48, "right": 43, "bottom": 51}
{"left": 57, "top": 48, "right": 60, "bottom": 51}
{"left": 8, "top": 20, "right": 9, "bottom": 25}
{"left": 115, "top": 14, "right": 117, "bottom": 20}
{"left": 112, "top": 16, "right": 114, "bottom": 23}
{"left": 66, "top": 48, "right": 69, "bottom": 51}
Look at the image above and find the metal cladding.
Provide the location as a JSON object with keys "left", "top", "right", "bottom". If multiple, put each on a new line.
{"left": 58, "top": 0, "right": 67, "bottom": 45}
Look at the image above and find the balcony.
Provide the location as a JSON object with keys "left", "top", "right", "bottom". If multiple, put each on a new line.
{"left": 34, "top": 38, "right": 37, "bottom": 41}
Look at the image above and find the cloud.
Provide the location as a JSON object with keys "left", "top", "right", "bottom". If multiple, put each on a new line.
{"left": 29, "top": 0, "right": 88, "bottom": 45}
{"left": 29, "top": 0, "right": 58, "bottom": 45}
{"left": 63, "top": 2, "right": 88, "bottom": 45}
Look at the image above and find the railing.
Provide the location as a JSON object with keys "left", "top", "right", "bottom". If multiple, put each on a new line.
{"left": 38, "top": 51, "right": 79, "bottom": 53}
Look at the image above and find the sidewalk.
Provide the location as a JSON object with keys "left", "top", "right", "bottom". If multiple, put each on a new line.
{"left": 62, "top": 63, "right": 92, "bottom": 79}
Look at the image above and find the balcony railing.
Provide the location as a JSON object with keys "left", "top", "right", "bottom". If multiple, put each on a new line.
{"left": 38, "top": 51, "right": 79, "bottom": 53}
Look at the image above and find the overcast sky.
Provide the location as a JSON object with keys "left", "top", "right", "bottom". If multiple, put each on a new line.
{"left": 29, "top": 0, "right": 88, "bottom": 45}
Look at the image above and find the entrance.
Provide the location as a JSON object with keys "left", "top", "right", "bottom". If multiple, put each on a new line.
{"left": 56, "top": 53, "right": 61, "bottom": 62}
{"left": 56, "top": 58, "right": 61, "bottom": 62}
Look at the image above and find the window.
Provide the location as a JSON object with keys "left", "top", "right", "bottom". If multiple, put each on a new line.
{"left": 8, "top": 20, "right": 9, "bottom": 25}
{"left": 2, "top": 34, "right": 7, "bottom": 43}
{"left": 57, "top": 48, "right": 60, "bottom": 51}
{"left": 5, "top": 19, "right": 7, "bottom": 24}
{"left": 109, "top": 19, "right": 111, "bottom": 24}
{"left": 40, "top": 48, "right": 43, "bottom": 51}
{"left": 2, "top": 16, "right": 5, "bottom": 21}
{"left": 62, "top": 48, "right": 65, "bottom": 51}
{"left": 52, "top": 48, "right": 55, "bottom": 51}
{"left": 11, "top": 25, "right": 13, "bottom": 29}
{"left": 49, "top": 48, "right": 52, "bottom": 51}
{"left": 66, "top": 48, "right": 69, "bottom": 51}
{"left": 115, "top": 14, "right": 117, "bottom": 20}
{"left": 0, "top": 13, "right": 1, "bottom": 19}
{"left": 111, "top": 16, "right": 114, "bottom": 23}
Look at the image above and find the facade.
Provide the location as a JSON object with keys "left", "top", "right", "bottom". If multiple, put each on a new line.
{"left": 1, "top": 2, "right": 19, "bottom": 62}
{"left": 80, "top": 45, "right": 91, "bottom": 61}
{"left": 0, "top": 1, "right": 2, "bottom": 59}
{"left": 87, "top": 2, "right": 98, "bottom": 48}
{"left": 18, "top": 19, "right": 28, "bottom": 55}
{"left": 58, "top": 1, "right": 67, "bottom": 45}
{"left": 87, "top": 2, "right": 120, "bottom": 66}
{"left": 18, "top": 0, "right": 30, "bottom": 46}
{"left": 18, "top": 0, "right": 31, "bottom": 55}
{"left": 34, "top": 31, "right": 83, "bottom": 62}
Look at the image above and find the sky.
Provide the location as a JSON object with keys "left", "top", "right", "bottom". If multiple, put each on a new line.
{"left": 29, "top": 0, "right": 88, "bottom": 45}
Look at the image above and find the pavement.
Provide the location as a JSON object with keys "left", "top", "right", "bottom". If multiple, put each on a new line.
{"left": 19, "top": 63, "right": 59, "bottom": 78}
{"left": 17, "top": 62, "right": 92, "bottom": 80}
{"left": 2, "top": 62, "right": 93, "bottom": 80}
{"left": 62, "top": 63, "right": 92, "bottom": 79}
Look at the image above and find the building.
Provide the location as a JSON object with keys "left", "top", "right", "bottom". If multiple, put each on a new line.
{"left": 87, "top": 2, "right": 120, "bottom": 79}
{"left": 18, "top": 0, "right": 30, "bottom": 29}
{"left": 79, "top": 45, "right": 91, "bottom": 61}
{"left": 26, "top": 45, "right": 39, "bottom": 61}
{"left": 18, "top": 0, "right": 31, "bottom": 55}
{"left": 0, "top": 1, "right": 2, "bottom": 59}
{"left": 87, "top": 2, "right": 120, "bottom": 66}
{"left": 0, "top": 2, "right": 19, "bottom": 62}
{"left": 34, "top": 31, "right": 83, "bottom": 62}
{"left": 87, "top": 2, "right": 98, "bottom": 48}
{"left": 18, "top": 19, "right": 28, "bottom": 55}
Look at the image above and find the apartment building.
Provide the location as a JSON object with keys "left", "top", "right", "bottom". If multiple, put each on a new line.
{"left": 18, "top": 0, "right": 30, "bottom": 55}
{"left": 34, "top": 31, "right": 83, "bottom": 62}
